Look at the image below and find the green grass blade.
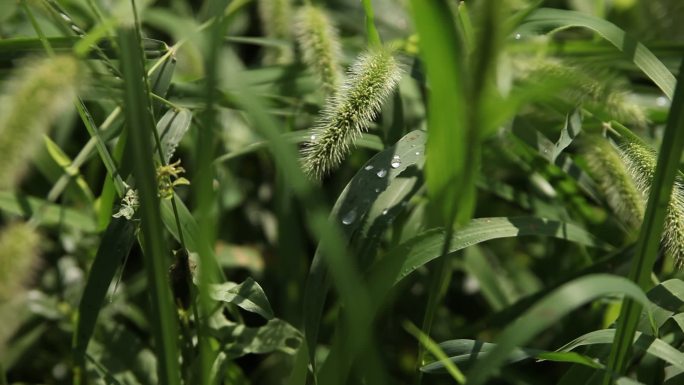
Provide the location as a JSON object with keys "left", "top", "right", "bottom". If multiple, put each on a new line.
{"left": 604, "top": 54, "right": 684, "bottom": 383}
{"left": 519, "top": 8, "right": 676, "bottom": 99}
{"left": 117, "top": 21, "right": 181, "bottom": 385}
{"left": 403, "top": 321, "right": 466, "bottom": 384}
{"left": 409, "top": 0, "right": 466, "bottom": 227}
{"left": 370, "top": 216, "right": 611, "bottom": 285}
{"left": 559, "top": 329, "right": 684, "bottom": 372}
{"left": 72, "top": 218, "right": 136, "bottom": 378}
{"left": 467, "top": 274, "right": 652, "bottom": 385}
{"left": 360, "top": 0, "right": 381, "bottom": 46}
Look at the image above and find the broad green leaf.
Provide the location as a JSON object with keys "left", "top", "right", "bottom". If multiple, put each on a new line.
{"left": 211, "top": 318, "right": 302, "bottom": 358}
{"left": 87, "top": 322, "right": 158, "bottom": 385}
{"left": 519, "top": 8, "right": 676, "bottom": 99}
{"left": 209, "top": 277, "right": 274, "bottom": 320}
{"left": 155, "top": 108, "right": 192, "bottom": 164}
{"left": 73, "top": 218, "right": 137, "bottom": 367}
{"left": 466, "top": 274, "right": 653, "bottom": 385}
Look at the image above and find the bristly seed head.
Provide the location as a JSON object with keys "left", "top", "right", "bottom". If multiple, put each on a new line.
{"left": 0, "top": 55, "right": 79, "bottom": 189}
{"left": 294, "top": 5, "right": 343, "bottom": 94}
{"left": 0, "top": 222, "right": 41, "bottom": 302}
{"left": 584, "top": 136, "right": 644, "bottom": 230}
{"left": 301, "top": 48, "right": 403, "bottom": 180}
{"left": 618, "top": 139, "right": 684, "bottom": 268}
{"left": 258, "top": 0, "right": 294, "bottom": 64}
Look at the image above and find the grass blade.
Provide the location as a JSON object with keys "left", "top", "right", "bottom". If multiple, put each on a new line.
{"left": 117, "top": 18, "right": 181, "bottom": 385}
{"left": 519, "top": 8, "right": 676, "bottom": 99}
{"left": 467, "top": 274, "right": 653, "bottom": 385}
{"left": 72, "top": 218, "right": 136, "bottom": 378}
{"left": 604, "top": 54, "right": 684, "bottom": 383}
{"left": 370, "top": 216, "right": 610, "bottom": 286}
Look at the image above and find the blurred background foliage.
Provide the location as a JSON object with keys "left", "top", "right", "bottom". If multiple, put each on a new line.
{"left": 1, "top": 0, "right": 684, "bottom": 384}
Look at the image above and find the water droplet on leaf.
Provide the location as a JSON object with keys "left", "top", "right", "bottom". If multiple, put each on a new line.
{"left": 391, "top": 155, "right": 401, "bottom": 169}
{"left": 341, "top": 209, "right": 357, "bottom": 225}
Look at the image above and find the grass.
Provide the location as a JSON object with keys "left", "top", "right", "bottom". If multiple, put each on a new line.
{"left": 2, "top": 1, "right": 684, "bottom": 385}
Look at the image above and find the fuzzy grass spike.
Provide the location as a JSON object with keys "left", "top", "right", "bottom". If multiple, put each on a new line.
{"left": 258, "top": 0, "right": 294, "bottom": 63}
{"left": 0, "top": 55, "right": 79, "bottom": 189}
{"left": 301, "top": 48, "right": 403, "bottom": 180}
{"left": 584, "top": 136, "right": 644, "bottom": 230}
{"left": 619, "top": 139, "right": 684, "bottom": 268}
{"left": 0, "top": 222, "right": 41, "bottom": 301}
{"left": 295, "top": 5, "right": 343, "bottom": 94}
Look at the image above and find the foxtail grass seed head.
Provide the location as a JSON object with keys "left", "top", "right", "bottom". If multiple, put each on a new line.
{"left": 0, "top": 222, "right": 41, "bottom": 301}
{"left": 301, "top": 48, "right": 403, "bottom": 180}
{"left": 513, "top": 57, "right": 646, "bottom": 126}
{"left": 0, "top": 55, "right": 79, "bottom": 189}
{"left": 584, "top": 136, "right": 644, "bottom": 229}
{"left": 294, "top": 5, "right": 343, "bottom": 94}
{"left": 258, "top": 0, "right": 294, "bottom": 64}
{"left": 618, "top": 139, "right": 684, "bottom": 268}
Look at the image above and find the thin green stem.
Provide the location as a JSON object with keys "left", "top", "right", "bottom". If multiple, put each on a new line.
{"left": 361, "top": 0, "right": 381, "bottom": 47}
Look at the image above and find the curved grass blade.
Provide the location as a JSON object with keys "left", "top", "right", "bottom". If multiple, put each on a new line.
{"left": 72, "top": 218, "right": 136, "bottom": 373}
{"left": 519, "top": 8, "right": 676, "bottom": 99}
{"left": 302, "top": 130, "right": 426, "bottom": 362}
{"left": 371, "top": 216, "right": 611, "bottom": 285}
{"left": 467, "top": 274, "right": 653, "bottom": 385}
{"left": 209, "top": 277, "right": 274, "bottom": 320}
{"left": 558, "top": 329, "right": 684, "bottom": 372}
{"left": 404, "top": 321, "right": 466, "bottom": 384}
{"left": 421, "top": 339, "right": 599, "bottom": 373}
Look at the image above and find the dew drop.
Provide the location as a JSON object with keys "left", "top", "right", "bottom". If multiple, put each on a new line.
{"left": 390, "top": 155, "right": 401, "bottom": 169}
{"left": 374, "top": 188, "right": 380, "bottom": 193}
{"left": 376, "top": 169, "right": 387, "bottom": 178}
{"left": 515, "top": 33, "right": 522, "bottom": 40}
{"left": 415, "top": 151, "right": 420, "bottom": 156}
{"left": 341, "top": 209, "right": 357, "bottom": 225}
{"left": 310, "top": 134, "right": 316, "bottom": 141}
{"left": 365, "top": 164, "right": 374, "bottom": 171}
{"left": 382, "top": 208, "right": 389, "bottom": 215}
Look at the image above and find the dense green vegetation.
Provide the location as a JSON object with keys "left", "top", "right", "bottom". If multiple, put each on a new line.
{"left": 2, "top": 0, "right": 684, "bottom": 384}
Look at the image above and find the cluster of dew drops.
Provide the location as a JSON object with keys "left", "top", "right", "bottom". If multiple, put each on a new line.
{"left": 340, "top": 149, "right": 421, "bottom": 226}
